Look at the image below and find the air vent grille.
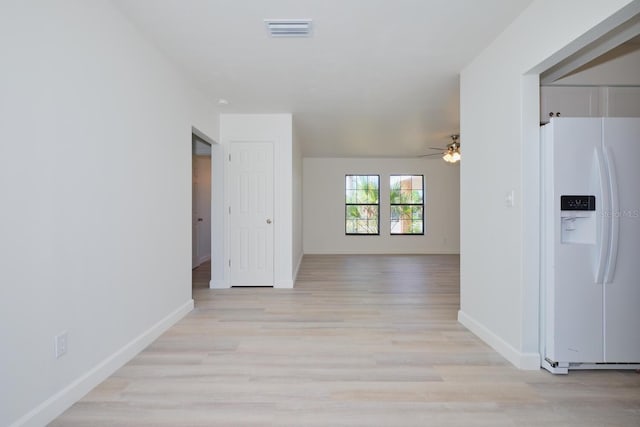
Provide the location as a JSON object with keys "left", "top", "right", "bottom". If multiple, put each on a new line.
{"left": 265, "top": 19, "right": 312, "bottom": 37}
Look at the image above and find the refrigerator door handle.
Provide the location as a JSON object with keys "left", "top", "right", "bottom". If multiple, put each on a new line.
{"left": 594, "top": 147, "right": 609, "bottom": 284}
{"left": 604, "top": 146, "right": 619, "bottom": 284}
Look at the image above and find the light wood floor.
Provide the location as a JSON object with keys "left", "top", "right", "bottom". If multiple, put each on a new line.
{"left": 52, "top": 255, "right": 640, "bottom": 426}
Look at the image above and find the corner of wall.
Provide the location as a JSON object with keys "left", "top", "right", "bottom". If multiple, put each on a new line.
{"left": 292, "top": 252, "right": 304, "bottom": 284}
{"left": 11, "top": 301, "right": 194, "bottom": 427}
{"left": 458, "top": 310, "right": 540, "bottom": 371}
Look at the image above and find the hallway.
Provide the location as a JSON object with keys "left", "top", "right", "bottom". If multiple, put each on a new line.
{"left": 52, "top": 255, "right": 640, "bottom": 426}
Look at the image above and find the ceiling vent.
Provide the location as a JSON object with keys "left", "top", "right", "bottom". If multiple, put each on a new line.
{"left": 265, "top": 19, "right": 312, "bottom": 37}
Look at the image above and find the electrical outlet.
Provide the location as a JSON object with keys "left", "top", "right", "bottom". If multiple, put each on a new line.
{"left": 55, "top": 331, "right": 68, "bottom": 359}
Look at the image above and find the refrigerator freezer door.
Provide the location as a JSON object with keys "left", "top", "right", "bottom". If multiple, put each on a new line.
{"left": 602, "top": 118, "right": 640, "bottom": 363}
{"left": 546, "top": 118, "right": 604, "bottom": 363}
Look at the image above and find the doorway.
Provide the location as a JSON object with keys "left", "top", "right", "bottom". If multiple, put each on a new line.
{"left": 191, "top": 126, "right": 225, "bottom": 289}
{"left": 192, "top": 136, "right": 212, "bottom": 275}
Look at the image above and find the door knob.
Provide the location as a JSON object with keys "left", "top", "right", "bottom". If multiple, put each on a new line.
{"left": 266, "top": 219, "right": 272, "bottom": 224}
{"left": 197, "top": 218, "right": 203, "bottom": 222}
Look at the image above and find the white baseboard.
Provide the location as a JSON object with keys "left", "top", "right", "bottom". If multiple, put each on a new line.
{"left": 209, "top": 279, "right": 230, "bottom": 289}
{"left": 275, "top": 280, "right": 294, "bottom": 289}
{"left": 458, "top": 310, "right": 540, "bottom": 370}
{"left": 292, "top": 253, "right": 303, "bottom": 284}
{"left": 11, "top": 300, "right": 194, "bottom": 427}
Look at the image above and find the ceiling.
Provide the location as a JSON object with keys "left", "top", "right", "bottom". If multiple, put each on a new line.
{"left": 113, "top": 0, "right": 533, "bottom": 157}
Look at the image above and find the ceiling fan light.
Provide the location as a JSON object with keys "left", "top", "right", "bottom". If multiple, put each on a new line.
{"left": 438, "top": 134, "right": 461, "bottom": 163}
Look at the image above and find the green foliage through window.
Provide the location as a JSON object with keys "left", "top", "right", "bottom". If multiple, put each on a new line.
{"left": 345, "top": 175, "right": 379, "bottom": 234}
{"left": 390, "top": 175, "right": 424, "bottom": 235}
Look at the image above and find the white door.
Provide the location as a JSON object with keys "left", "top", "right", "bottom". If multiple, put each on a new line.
{"left": 229, "top": 141, "right": 274, "bottom": 286}
{"left": 602, "top": 118, "right": 640, "bottom": 362}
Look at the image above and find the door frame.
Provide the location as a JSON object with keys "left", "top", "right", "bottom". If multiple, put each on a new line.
{"left": 192, "top": 137, "right": 212, "bottom": 269}
{"left": 218, "top": 114, "right": 295, "bottom": 289}
{"left": 191, "top": 126, "right": 225, "bottom": 289}
{"left": 523, "top": 7, "right": 640, "bottom": 364}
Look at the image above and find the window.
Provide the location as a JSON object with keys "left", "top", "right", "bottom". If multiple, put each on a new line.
{"left": 390, "top": 175, "right": 424, "bottom": 235}
{"left": 345, "top": 175, "right": 379, "bottom": 235}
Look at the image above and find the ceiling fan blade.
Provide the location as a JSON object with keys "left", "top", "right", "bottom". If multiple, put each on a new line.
{"left": 427, "top": 147, "right": 446, "bottom": 150}
{"left": 418, "top": 153, "right": 444, "bottom": 158}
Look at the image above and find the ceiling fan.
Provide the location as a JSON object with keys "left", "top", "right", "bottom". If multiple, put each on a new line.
{"left": 419, "top": 134, "right": 461, "bottom": 163}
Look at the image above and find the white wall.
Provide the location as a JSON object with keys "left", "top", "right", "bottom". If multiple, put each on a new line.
{"left": 303, "top": 158, "right": 460, "bottom": 254}
{"left": 0, "top": 1, "right": 218, "bottom": 426}
{"left": 459, "top": 0, "right": 637, "bottom": 369}
{"left": 219, "top": 114, "right": 297, "bottom": 288}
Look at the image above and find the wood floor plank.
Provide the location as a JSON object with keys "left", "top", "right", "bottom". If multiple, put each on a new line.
{"left": 51, "top": 255, "right": 640, "bottom": 426}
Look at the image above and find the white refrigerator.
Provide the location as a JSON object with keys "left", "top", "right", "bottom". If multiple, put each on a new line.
{"left": 540, "top": 117, "right": 640, "bottom": 374}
